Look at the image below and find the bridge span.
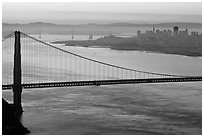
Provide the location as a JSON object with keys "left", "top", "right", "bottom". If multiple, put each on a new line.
{"left": 2, "top": 31, "right": 202, "bottom": 113}
{"left": 3, "top": 77, "right": 201, "bottom": 90}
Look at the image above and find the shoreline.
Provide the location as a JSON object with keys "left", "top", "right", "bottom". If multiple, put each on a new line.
{"left": 52, "top": 42, "right": 202, "bottom": 58}
{"left": 52, "top": 33, "right": 202, "bottom": 58}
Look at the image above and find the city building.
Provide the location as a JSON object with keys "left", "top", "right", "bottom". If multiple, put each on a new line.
{"left": 136, "top": 26, "right": 199, "bottom": 39}
{"left": 191, "top": 31, "right": 199, "bottom": 36}
{"left": 173, "top": 26, "right": 179, "bottom": 36}
{"left": 137, "top": 30, "right": 141, "bottom": 36}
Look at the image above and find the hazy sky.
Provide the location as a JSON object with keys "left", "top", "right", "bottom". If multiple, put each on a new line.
{"left": 2, "top": 2, "right": 202, "bottom": 24}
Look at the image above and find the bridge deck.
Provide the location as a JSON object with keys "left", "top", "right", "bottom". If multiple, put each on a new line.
{"left": 2, "top": 77, "right": 202, "bottom": 90}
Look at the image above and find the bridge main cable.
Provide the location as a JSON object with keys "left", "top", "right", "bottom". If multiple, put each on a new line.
{"left": 20, "top": 31, "right": 190, "bottom": 78}
{"left": 2, "top": 32, "right": 15, "bottom": 42}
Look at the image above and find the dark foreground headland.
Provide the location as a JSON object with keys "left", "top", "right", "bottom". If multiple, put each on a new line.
{"left": 2, "top": 98, "right": 30, "bottom": 135}
{"left": 53, "top": 30, "right": 202, "bottom": 57}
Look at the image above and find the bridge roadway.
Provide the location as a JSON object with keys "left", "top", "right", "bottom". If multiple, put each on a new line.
{"left": 2, "top": 77, "right": 202, "bottom": 90}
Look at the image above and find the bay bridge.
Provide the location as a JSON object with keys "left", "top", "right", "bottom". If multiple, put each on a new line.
{"left": 2, "top": 31, "right": 202, "bottom": 113}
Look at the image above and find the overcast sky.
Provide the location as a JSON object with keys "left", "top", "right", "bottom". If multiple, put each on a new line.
{"left": 2, "top": 2, "right": 202, "bottom": 24}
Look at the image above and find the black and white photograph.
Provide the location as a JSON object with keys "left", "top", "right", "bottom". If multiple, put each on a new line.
{"left": 2, "top": 1, "right": 202, "bottom": 135}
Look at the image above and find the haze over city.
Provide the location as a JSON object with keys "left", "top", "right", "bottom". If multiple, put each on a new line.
{"left": 2, "top": 2, "right": 202, "bottom": 24}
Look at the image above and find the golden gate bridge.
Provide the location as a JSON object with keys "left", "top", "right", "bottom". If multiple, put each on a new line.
{"left": 2, "top": 31, "right": 202, "bottom": 113}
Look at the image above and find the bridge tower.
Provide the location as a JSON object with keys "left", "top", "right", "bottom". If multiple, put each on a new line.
{"left": 13, "top": 31, "right": 23, "bottom": 113}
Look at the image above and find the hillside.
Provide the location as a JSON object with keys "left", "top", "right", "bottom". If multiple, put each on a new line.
{"left": 53, "top": 34, "right": 202, "bottom": 57}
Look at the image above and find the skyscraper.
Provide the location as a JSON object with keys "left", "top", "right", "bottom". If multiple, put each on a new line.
{"left": 173, "top": 26, "right": 179, "bottom": 36}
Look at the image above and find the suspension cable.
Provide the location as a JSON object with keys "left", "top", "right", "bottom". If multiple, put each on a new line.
{"left": 2, "top": 32, "right": 15, "bottom": 42}
{"left": 20, "top": 31, "right": 192, "bottom": 78}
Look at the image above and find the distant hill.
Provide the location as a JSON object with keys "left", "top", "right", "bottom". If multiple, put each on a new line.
{"left": 53, "top": 33, "right": 202, "bottom": 57}
{"left": 2, "top": 22, "right": 202, "bottom": 36}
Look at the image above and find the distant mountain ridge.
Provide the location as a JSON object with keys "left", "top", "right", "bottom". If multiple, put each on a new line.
{"left": 3, "top": 22, "right": 202, "bottom": 35}
{"left": 3, "top": 22, "right": 202, "bottom": 27}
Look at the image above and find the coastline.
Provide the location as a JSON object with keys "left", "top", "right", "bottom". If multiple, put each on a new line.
{"left": 52, "top": 42, "right": 202, "bottom": 57}
{"left": 52, "top": 33, "right": 202, "bottom": 58}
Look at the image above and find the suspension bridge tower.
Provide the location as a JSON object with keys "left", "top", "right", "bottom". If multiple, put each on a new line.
{"left": 13, "top": 31, "right": 23, "bottom": 113}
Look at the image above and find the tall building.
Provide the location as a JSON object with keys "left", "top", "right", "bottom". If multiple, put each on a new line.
{"left": 137, "top": 30, "right": 141, "bottom": 36}
{"left": 179, "top": 29, "right": 188, "bottom": 36}
{"left": 153, "top": 26, "right": 155, "bottom": 33}
{"left": 191, "top": 31, "right": 199, "bottom": 36}
{"left": 173, "top": 26, "right": 179, "bottom": 36}
{"left": 72, "top": 30, "right": 74, "bottom": 40}
{"left": 89, "top": 34, "right": 93, "bottom": 40}
{"left": 184, "top": 29, "right": 188, "bottom": 36}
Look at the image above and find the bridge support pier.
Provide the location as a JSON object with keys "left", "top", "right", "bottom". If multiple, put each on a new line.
{"left": 13, "top": 85, "right": 23, "bottom": 113}
{"left": 13, "top": 31, "right": 23, "bottom": 113}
